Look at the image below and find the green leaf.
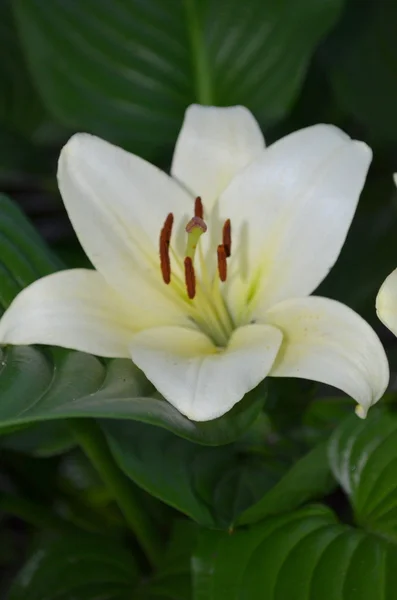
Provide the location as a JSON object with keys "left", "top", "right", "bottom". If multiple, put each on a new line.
{"left": 103, "top": 419, "right": 289, "bottom": 528}
{"left": 14, "top": 0, "right": 342, "bottom": 157}
{"left": 8, "top": 532, "right": 139, "bottom": 600}
{"left": 328, "top": 0, "right": 397, "bottom": 144}
{"left": 0, "top": 347, "right": 264, "bottom": 445}
{"left": 0, "top": 194, "right": 62, "bottom": 313}
{"left": 0, "top": 421, "right": 75, "bottom": 457}
{"left": 0, "top": 1, "right": 60, "bottom": 177}
{"left": 329, "top": 409, "right": 397, "bottom": 541}
{"left": 301, "top": 396, "right": 353, "bottom": 447}
{"left": 143, "top": 520, "right": 196, "bottom": 600}
{"left": 0, "top": 0, "right": 46, "bottom": 137}
{"left": 237, "top": 441, "right": 335, "bottom": 525}
{"left": 192, "top": 504, "right": 397, "bottom": 599}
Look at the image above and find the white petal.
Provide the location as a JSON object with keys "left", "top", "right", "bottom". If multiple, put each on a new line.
{"left": 217, "top": 125, "right": 372, "bottom": 318}
{"left": 266, "top": 296, "right": 389, "bottom": 418}
{"left": 130, "top": 323, "right": 282, "bottom": 421}
{"left": 58, "top": 133, "right": 193, "bottom": 316}
{"left": 0, "top": 269, "right": 139, "bottom": 357}
{"left": 376, "top": 268, "right": 397, "bottom": 337}
{"left": 171, "top": 105, "right": 265, "bottom": 212}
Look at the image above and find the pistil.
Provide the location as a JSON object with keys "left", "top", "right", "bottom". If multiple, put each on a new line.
{"left": 185, "top": 216, "right": 207, "bottom": 261}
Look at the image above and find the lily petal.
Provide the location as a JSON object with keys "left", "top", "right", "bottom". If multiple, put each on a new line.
{"left": 218, "top": 125, "right": 372, "bottom": 318}
{"left": 376, "top": 268, "right": 397, "bottom": 337}
{"left": 171, "top": 105, "right": 265, "bottom": 212}
{"left": 0, "top": 269, "right": 137, "bottom": 357}
{"left": 130, "top": 323, "right": 282, "bottom": 421}
{"left": 58, "top": 133, "right": 192, "bottom": 315}
{"left": 266, "top": 296, "right": 389, "bottom": 418}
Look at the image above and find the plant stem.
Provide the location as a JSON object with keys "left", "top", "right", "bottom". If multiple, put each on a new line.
{"left": 69, "top": 419, "right": 162, "bottom": 568}
{"left": 0, "top": 492, "right": 80, "bottom": 534}
{"left": 185, "top": 0, "right": 213, "bottom": 104}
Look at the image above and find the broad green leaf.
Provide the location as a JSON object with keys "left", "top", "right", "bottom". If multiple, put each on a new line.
{"left": 103, "top": 420, "right": 288, "bottom": 528}
{"left": 0, "top": 347, "right": 265, "bottom": 445}
{"left": 328, "top": 0, "right": 397, "bottom": 144}
{"left": 14, "top": 0, "right": 342, "bottom": 157}
{"left": 9, "top": 523, "right": 195, "bottom": 600}
{"left": 301, "top": 396, "right": 352, "bottom": 446}
{"left": 0, "top": 194, "right": 62, "bottom": 314}
{"left": 193, "top": 505, "right": 397, "bottom": 599}
{"left": 0, "top": 421, "right": 75, "bottom": 456}
{"left": 0, "top": 0, "right": 45, "bottom": 138}
{"left": 329, "top": 409, "right": 397, "bottom": 541}
{"left": 237, "top": 441, "right": 335, "bottom": 525}
{"left": 143, "top": 521, "right": 196, "bottom": 600}
{"left": 8, "top": 532, "right": 139, "bottom": 600}
{"left": 0, "top": 1, "right": 62, "bottom": 178}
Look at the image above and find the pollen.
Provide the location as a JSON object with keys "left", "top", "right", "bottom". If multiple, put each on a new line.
{"left": 217, "top": 244, "right": 227, "bottom": 282}
{"left": 184, "top": 256, "right": 196, "bottom": 299}
{"left": 159, "top": 212, "right": 173, "bottom": 284}
{"left": 222, "top": 219, "right": 231, "bottom": 257}
{"left": 195, "top": 196, "right": 203, "bottom": 219}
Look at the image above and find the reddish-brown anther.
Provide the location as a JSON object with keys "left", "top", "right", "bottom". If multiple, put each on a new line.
{"left": 184, "top": 257, "right": 196, "bottom": 299}
{"left": 217, "top": 244, "right": 227, "bottom": 282}
{"left": 195, "top": 196, "right": 204, "bottom": 219}
{"left": 159, "top": 213, "right": 174, "bottom": 284}
{"left": 222, "top": 219, "right": 231, "bottom": 257}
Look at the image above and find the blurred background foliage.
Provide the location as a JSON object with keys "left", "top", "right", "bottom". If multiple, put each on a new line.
{"left": 2, "top": 0, "right": 397, "bottom": 596}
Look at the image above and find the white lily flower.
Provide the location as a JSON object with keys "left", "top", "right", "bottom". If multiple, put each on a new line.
{"left": 376, "top": 174, "right": 397, "bottom": 339}
{"left": 0, "top": 106, "right": 389, "bottom": 421}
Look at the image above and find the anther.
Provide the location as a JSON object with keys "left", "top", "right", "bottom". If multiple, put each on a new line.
{"left": 195, "top": 196, "right": 203, "bottom": 219}
{"left": 159, "top": 213, "right": 173, "bottom": 284}
{"left": 222, "top": 219, "right": 231, "bottom": 257}
{"left": 217, "top": 244, "right": 227, "bottom": 282}
{"left": 184, "top": 257, "right": 196, "bottom": 299}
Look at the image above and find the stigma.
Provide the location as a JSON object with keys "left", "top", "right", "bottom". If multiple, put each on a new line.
{"left": 159, "top": 196, "right": 232, "bottom": 299}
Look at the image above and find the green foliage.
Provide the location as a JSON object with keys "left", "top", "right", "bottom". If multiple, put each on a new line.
{"left": 8, "top": 532, "right": 140, "bottom": 600}
{"left": 8, "top": 522, "right": 196, "bottom": 600}
{"left": 0, "top": 346, "right": 265, "bottom": 445}
{"left": 329, "top": 0, "right": 397, "bottom": 145}
{"left": 193, "top": 505, "right": 397, "bottom": 599}
{"left": 0, "top": 194, "right": 61, "bottom": 313}
{"left": 103, "top": 420, "right": 334, "bottom": 528}
{"left": 13, "top": 0, "right": 342, "bottom": 157}
{"left": 329, "top": 409, "right": 397, "bottom": 541}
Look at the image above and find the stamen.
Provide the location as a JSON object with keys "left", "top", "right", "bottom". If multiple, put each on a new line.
{"left": 185, "top": 216, "right": 207, "bottom": 261}
{"left": 159, "top": 213, "right": 173, "bottom": 284}
{"left": 195, "top": 196, "right": 203, "bottom": 219}
{"left": 217, "top": 244, "right": 227, "bottom": 282}
{"left": 222, "top": 219, "right": 231, "bottom": 257}
{"left": 184, "top": 257, "right": 196, "bottom": 299}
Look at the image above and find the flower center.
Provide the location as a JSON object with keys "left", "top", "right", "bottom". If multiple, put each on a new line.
{"left": 158, "top": 196, "right": 234, "bottom": 346}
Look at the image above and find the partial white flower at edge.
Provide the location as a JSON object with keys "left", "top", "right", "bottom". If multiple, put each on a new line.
{"left": 0, "top": 105, "right": 389, "bottom": 421}
{"left": 376, "top": 174, "right": 397, "bottom": 342}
